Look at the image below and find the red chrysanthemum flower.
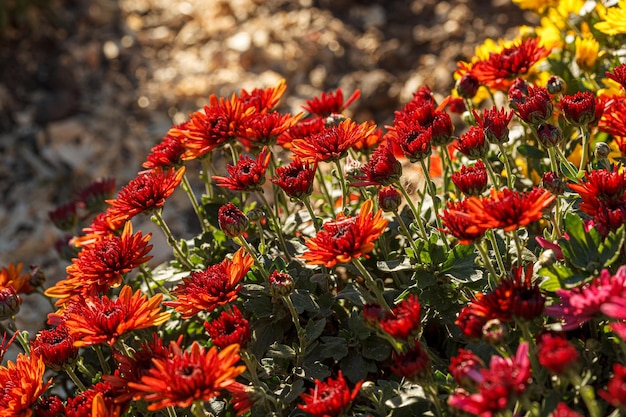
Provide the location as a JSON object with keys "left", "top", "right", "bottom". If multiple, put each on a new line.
{"left": 0, "top": 285, "right": 21, "bottom": 320}
{"left": 473, "top": 105, "right": 514, "bottom": 143}
{"left": 302, "top": 88, "right": 360, "bottom": 117}
{"left": 391, "top": 340, "right": 431, "bottom": 381}
{"left": 599, "top": 96, "right": 626, "bottom": 154}
{"left": 107, "top": 166, "right": 185, "bottom": 222}
{"left": 225, "top": 381, "right": 254, "bottom": 416}
{"left": 71, "top": 208, "right": 126, "bottom": 248}
{"left": 0, "top": 353, "right": 51, "bottom": 416}
{"left": 607, "top": 63, "right": 626, "bottom": 90}
{"left": 165, "top": 248, "right": 254, "bottom": 318}
{"left": 0, "top": 262, "right": 36, "bottom": 294}
{"left": 46, "top": 222, "right": 153, "bottom": 304}
{"left": 378, "top": 293, "right": 421, "bottom": 341}
{"left": 291, "top": 119, "right": 376, "bottom": 163}
{"left": 33, "top": 395, "right": 66, "bottom": 417}
{"left": 599, "top": 363, "right": 626, "bottom": 409}
{"left": 239, "top": 79, "right": 287, "bottom": 113}
{"left": 440, "top": 199, "right": 488, "bottom": 245}
{"left": 65, "top": 381, "right": 124, "bottom": 417}
{"left": 537, "top": 332, "right": 579, "bottom": 376}
{"left": 31, "top": 323, "right": 79, "bottom": 371}
{"left": 351, "top": 144, "right": 402, "bottom": 187}
{"left": 142, "top": 128, "right": 186, "bottom": 169}
{"left": 455, "top": 125, "right": 489, "bottom": 159}
{"left": 64, "top": 285, "right": 170, "bottom": 347}
{"left": 351, "top": 125, "right": 384, "bottom": 151}
{"left": 558, "top": 90, "right": 602, "bottom": 127}
{"left": 178, "top": 94, "right": 254, "bottom": 160}
{"left": 298, "top": 371, "right": 363, "bottom": 417}
{"left": 218, "top": 202, "right": 249, "bottom": 238}
{"left": 451, "top": 160, "right": 488, "bottom": 196}
{"left": 456, "top": 72, "right": 480, "bottom": 98}
{"left": 449, "top": 349, "right": 484, "bottom": 388}
{"left": 277, "top": 116, "right": 325, "bottom": 149}
{"left": 271, "top": 158, "right": 317, "bottom": 199}
{"left": 455, "top": 296, "right": 491, "bottom": 340}
{"left": 378, "top": 185, "right": 403, "bottom": 213}
{"left": 385, "top": 117, "right": 432, "bottom": 162}
{"left": 238, "top": 111, "right": 302, "bottom": 150}
{"left": 128, "top": 342, "right": 245, "bottom": 410}
{"left": 464, "top": 187, "right": 555, "bottom": 232}
{"left": 204, "top": 305, "right": 251, "bottom": 349}
{"left": 545, "top": 266, "right": 626, "bottom": 330}
{"left": 467, "top": 37, "right": 550, "bottom": 91}
{"left": 213, "top": 146, "right": 271, "bottom": 191}
{"left": 301, "top": 199, "right": 388, "bottom": 267}
{"left": 569, "top": 168, "right": 626, "bottom": 217}
{"left": 76, "top": 177, "right": 117, "bottom": 213}
{"left": 48, "top": 201, "right": 78, "bottom": 231}
{"left": 511, "top": 84, "right": 553, "bottom": 125}
{"left": 536, "top": 123, "right": 563, "bottom": 148}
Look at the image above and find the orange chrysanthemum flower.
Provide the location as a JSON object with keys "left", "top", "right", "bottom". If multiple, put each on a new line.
{"left": 128, "top": 342, "right": 245, "bottom": 411}
{"left": 440, "top": 200, "right": 489, "bottom": 245}
{"left": 302, "top": 199, "right": 388, "bottom": 267}
{"left": 0, "top": 353, "right": 51, "bottom": 416}
{"left": 107, "top": 166, "right": 186, "bottom": 223}
{"left": 238, "top": 111, "right": 302, "bottom": 149}
{"left": 46, "top": 222, "right": 153, "bottom": 305}
{"left": 465, "top": 187, "right": 555, "bottom": 232}
{"left": 71, "top": 208, "right": 126, "bottom": 248}
{"left": 290, "top": 119, "right": 377, "bottom": 163}
{"left": 164, "top": 247, "right": 254, "bottom": 318}
{"left": 0, "top": 262, "right": 35, "bottom": 294}
{"left": 63, "top": 285, "right": 170, "bottom": 347}
{"left": 239, "top": 79, "right": 287, "bottom": 113}
{"left": 464, "top": 37, "right": 550, "bottom": 92}
{"left": 178, "top": 94, "right": 254, "bottom": 160}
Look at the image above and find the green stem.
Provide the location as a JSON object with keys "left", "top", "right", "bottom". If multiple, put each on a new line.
{"left": 571, "top": 374, "right": 601, "bottom": 417}
{"left": 192, "top": 400, "right": 214, "bottom": 417}
{"left": 282, "top": 295, "right": 306, "bottom": 368}
{"left": 475, "top": 240, "right": 500, "bottom": 282}
{"left": 64, "top": 365, "right": 87, "bottom": 392}
{"left": 316, "top": 169, "right": 335, "bottom": 216}
{"left": 418, "top": 158, "right": 449, "bottom": 250}
{"left": 302, "top": 196, "right": 321, "bottom": 232}
{"left": 352, "top": 258, "right": 391, "bottom": 311}
{"left": 579, "top": 126, "right": 590, "bottom": 173}
{"left": 334, "top": 159, "right": 349, "bottom": 213}
{"left": 394, "top": 209, "right": 422, "bottom": 258}
{"left": 152, "top": 210, "right": 194, "bottom": 270}
{"left": 181, "top": 173, "right": 208, "bottom": 233}
{"left": 94, "top": 344, "right": 110, "bottom": 375}
{"left": 201, "top": 156, "right": 214, "bottom": 200}
{"left": 497, "top": 142, "right": 514, "bottom": 190}
{"left": 511, "top": 231, "right": 525, "bottom": 266}
{"left": 236, "top": 236, "right": 269, "bottom": 281}
{"left": 481, "top": 156, "right": 500, "bottom": 188}
{"left": 139, "top": 264, "right": 172, "bottom": 298}
{"left": 486, "top": 229, "right": 506, "bottom": 277}
{"left": 424, "top": 382, "right": 445, "bottom": 417}
{"left": 165, "top": 407, "right": 177, "bottom": 417}
{"left": 258, "top": 192, "right": 291, "bottom": 261}
{"left": 241, "top": 350, "right": 261, "bottom": 386}
{"left": 396, "top": 181, "right": 429, "bottom": 242}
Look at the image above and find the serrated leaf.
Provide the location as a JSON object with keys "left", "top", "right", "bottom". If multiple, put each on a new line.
{"left": 305, "top": 319, "right": 326, "bottom": 342}
{"left": 301, "top": 361, "right": 331, "bottom": 381}
{"left": 290, "top": 290, "right": 320, "bottom": 314}
{"left": 281, "top": 379, "right": 305, "bottom": 404}
{"left": 377, "top": 257, "right": 413, "bottom": 272}
{"left": 361, "top": 336, "right": 392, "bottom": 361}
{"left": 340, "top": 354, "right": 374, "bottom": 383}
{"left": 335, "top": 283, "right": 367, "bottom": 306}
{"left": 267, "top": 343, "right": 296, "bottom": 360}
{"left": 318, "top": 336, "right": 348, "bottom": 361}
{"left": 598, "top": 225, "right": 625, "bottom": 268}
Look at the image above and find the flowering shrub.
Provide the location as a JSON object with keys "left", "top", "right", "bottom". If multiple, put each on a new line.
{"left": 5, "top": 1, "right": 626, "bottom": 416}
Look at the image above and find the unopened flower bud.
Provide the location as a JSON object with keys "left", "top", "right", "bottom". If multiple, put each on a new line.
{"left": 456, "top": 73, "right": 480, "bottom": 99}
{"left": 378, "top": 186, "right": 402, "bottom": 212}
{"left": 0, "top": 286, "right": 21, "bottom": 320}
{"left": 362, "top": 303, "right": 384, "bottom": 327}
{"left": 247, "top": 208, "right": 265, "bottom": 223}
{"left": 542, "top": 171, "right": 565, "bottom": 195}
{"left": 268, "top": 271, "right": 295, "bottom": 297}
{"left": 28, "top": 265, "right": 46, "bottom": 289}
{"left": 595, "top": 142, "right": 611, "bottom": 160}
{"left": 546, "top": 75, "right": 566, "bottom": 95}
{"left": 536, "top": 123, "right": 563, "bottom": 148}
{"left": 48, "top": 202, "right": 78, "bottom": 231}
{"left": 482, "top": 319, "right": 507, "bottom": 346}
{"left": 539, "top": 249, "right": 557, "bottom": 267}
{"left": 218, "top": 202, "right": 249, "bottom": 238}
{"left": 359, "top": 380, "right": 376, "bottom": 397}
{"left": 324, "top": 113, "right": 347, "bottom": 127}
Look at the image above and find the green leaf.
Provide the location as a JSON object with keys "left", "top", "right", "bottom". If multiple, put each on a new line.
{"left": 560, "top": 160, "right": 580, "bottom": 183}
{"left": 290, "top": 290, "right": 320, "bottom": 314}
{"left": 267, "top": 343, "right": 296, "bottom": 360}
{"left": 517, "top": 144, "right": 546, "bottom": 159}
{"left": 305, "top": 319, "right": 326, "bottom": 342}
{"left": 598, "top": 225, "right": 625, "bottom": 268}
{"left": 377, "top": 257, "right": 413, "bottom": 272}
{"left": 318, "top": 336, "right": 348, "bottom": 361}
{"left": 361, "top": 336, "right": 392, "bottom": 361}
{"left": 412, "top": 270, "right": 437, "bottom": 287}
{"left": 336, "top": 283, "right": 367, "bottom": 306}
{"left": 340, "top": 354, "right": 375, "bottom": 383}
{"left": 280, "top": 379, "right": 305, "bottom": 404}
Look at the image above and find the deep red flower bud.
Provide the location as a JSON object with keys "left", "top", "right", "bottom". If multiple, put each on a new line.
{"left": 31, "top": 324, "right": 79, "bottom": 371}
{"left": 353, "top": 145, "right": 402, "bottom": 187}
{"left": 430, "top": 111, "right": 454, "bottom": 146}
{"left": 213, "top": 147, "right": 271, "bottom": 191}
{"left": 451, "top": 161, "right": 488, "bottom": 196}
{"left": 378, "top": 186, "right": 403, "bottom": 212}
{"left": 449, "top": 349, "right": 484, "bottom": 388}
{"left": 362, "top": 303, "right": 384, "bottom": 327}
{"left": 455, "top": 126, "right": 489, "bottom": 159}
{"left": 77, "top": 177, "right": 116, "bottom": 213}
{"left": 514, "top": 85, "right": 553, "bottom": 125}
{"left": 0, "top": 286, "right": 21, "bottom": 320}
{"left": 537, "top": 332, "right": 579, "bottom": 375}
{"left": 393, "top": 122, "right": 433, "bottom": 162}
{"left": 456, "top": 73, "right": 480, "bottom": 98}
{"left": 271, "top": 158, "right": 317, "bottom": 199}
{"left": 204, "top": 305, "right": 251, "bottom": 349}
{"left": 546, "top": 75, "right": 566, "bottom": 95}
{"left": 542, "top": 171, "right": 565, "bottom": 195}
{"left": 268, "top": 271, "right": 295, "bottom": 297}
{"left": 606, "top": 63, "right": 626, "bottom": 90}
{"left": 28, "top": 265, "right": 46, "bottom": 289}
{"left": 559, "top": 91, "right": 601, "bottom": 127}
{"left": 474, "top": 105, "right": 513, "bottom": 144}
{"left": 33, "top": 395, "right": 66, "bottom": 417}
{"left": 48, "top": 201, "right": 78, "bottom": 231}
{"left": 482, "top": 318, "right": 507, "bottom": 345}
{"left": 391, "top": 340, "right": 431, "bottom": 381}
{"left": 379, "top": 294, "right": 421, "bottom": 341}
{"left": 218, "top": 202, "right": 249, "bottom": 237}
{"left": 508, "top": 77, "right": 529, "bottom": 107}
{"left": 536, "top": 123, "right": 563, "bottom": 148}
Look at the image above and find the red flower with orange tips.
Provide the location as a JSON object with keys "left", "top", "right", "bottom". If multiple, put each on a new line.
{"left": 165, "top": 248, "right": 253, "bottom": 318}
{"left": 128, "top": 342, "right": 245, "bottom": 410}
{"left": 0, "top": 353, "right": 51, "bottom": 417}
{"left": 291, "top": 119, "right": 376, "bottom": 163}
{"left": 142, "top": 129, "right": 186, "bottom": 169}
{"left": 607, "top": 63, "right": 626, "bottom": 90}
{"left": 63, "top": 285, "right": 170, "bottom": 347}
{"left": 107, "top": 166, "right": 185, "bottom": 222}
{"left": 178, "top": 94, "right": 254, "bottom": 160}
{"left": 451, "top": 160, "right": 488, "bottom": 196}
{"left": 599, "top": 96, "right": 626, "bottom": 154}
{"left": 385, "top": 118, "right": 432, "bottom": 162}
{"left": 65, "top": 381, "right": 125, "bottom": 417}
{"left": 271, "top": 158, "right": 317, "bottom": 199}
{"left": 72, "top": 208, "right": 126, "bottom": 248}
{"left": 204, "top": 305, "right": 251, "bottom": 349}
{"left": 351, "top": 125, "right": 384, "bottom": 151}
{"left": 465, "top": 187, "right": 555, "bottom": 232}
{"left": 302, "top": 199, "right": 388, "bottom": 268}
{"left": 465, "top": 37, "right": 550, "bottom": 91}
{"left": 440, "top": 199, "right": 488, "bottom": 245}
{"left": 213, "top": 146, "right": 271, "bottom": 191}
{"left": 298, "top": 371, "right": 363, "bottom": 417}
{"left": 31, "top": 323, "right": 78, "bottom": 371}
{"left": 239, "top": 79, "right": 287, "bottom": 112}
{"left": 302, "top": 88, "right": 360, "bottom": 117}
{"left": 558, "top": 90, "right": 602, "bottom": 127}
{"left": 455, "top": 125, "right": 489, "bottom": 159}
{"left": 238, "top": 111, "right": 302, "bottom": 149}
{"left": 277, "top": 116, "right": 325, "bottom": 149}
{"left": 0, "top": 262, "right": 36, "bottom": 294}
{"left": 473, "top": 105, "right": 513, "bottom": 143}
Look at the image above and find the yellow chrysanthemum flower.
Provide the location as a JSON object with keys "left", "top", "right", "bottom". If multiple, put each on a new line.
{"left": 598, "top": 77, "right": 626, "bottom": 98}
{"left": 575, "top": 34, "right": 600, "bottom": 72}
{"left": 595, "top": 0, "right": 626, "bottom": 35}
{"left": 513, "top": 0, "right": 560, "bottom": 13}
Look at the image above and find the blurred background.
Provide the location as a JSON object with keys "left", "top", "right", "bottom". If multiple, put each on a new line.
{"left": 0, "top": 0, "right": 535, "bottom": 331}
